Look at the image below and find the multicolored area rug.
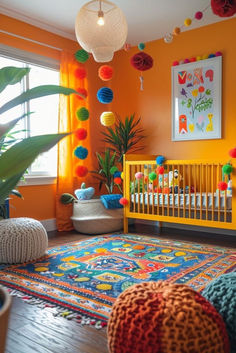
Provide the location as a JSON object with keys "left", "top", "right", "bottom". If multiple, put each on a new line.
{"left": 0, "top": 234, "right": 235, "bottom": 328}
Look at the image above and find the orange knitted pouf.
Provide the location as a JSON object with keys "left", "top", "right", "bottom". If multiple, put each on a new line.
{"left": 107, "top": 281, "right": 230, "bottom": 353}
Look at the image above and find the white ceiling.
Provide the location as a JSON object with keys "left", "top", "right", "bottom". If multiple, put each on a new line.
{"left": 0, "top": 0, "right": 235, "bottom": 45}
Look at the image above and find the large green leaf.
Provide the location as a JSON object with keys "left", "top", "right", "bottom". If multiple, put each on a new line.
{"left": 0, "top": 85, "right": 78, "bottom": 114}
{"left": 0, "top": 172, "right": 24, "bottom": 204}
{"left": 0, "top": 67, "right": 30, "bottom": 94}
{"left": 0, "top": 113, "right": 31, "bottom": 140}
{"left": 0, "top": 133, "right": 68, "bottom": 179}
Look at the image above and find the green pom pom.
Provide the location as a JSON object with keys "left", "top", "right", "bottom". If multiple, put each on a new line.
{"left": 110, "top": 166, "right": 118, "bottom": 175}
{"left": 76, "top": 107, "right": 89, "bottom": 121}
{"left": 138, "top": 42, "right": 145, "bottom": 50}
{"left": 222, "top": 164, "right": 233, "bottom": 175}
{"left": 149, "top": 172, "right": 157, "bottom": 181}
{"left": 75, "top": 49, "right": 89, "bottom": 63}
{"left": 60, "top": 193, "right": 76, "bottom": 204}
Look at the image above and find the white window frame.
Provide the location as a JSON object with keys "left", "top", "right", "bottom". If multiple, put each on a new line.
{"left": 0, "top": 44, "right": 60, "bottom": 186}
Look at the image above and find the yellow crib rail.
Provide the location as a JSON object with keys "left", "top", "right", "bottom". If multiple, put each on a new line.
{"left": 123, "top": 154, "right": 236, "bottom": 232}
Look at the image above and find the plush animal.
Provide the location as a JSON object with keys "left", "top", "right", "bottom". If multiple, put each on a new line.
{"left": 74, "top": 183, "right": 95, "bottom": 200}
{"left": 169, "top": 169, "right": 182, "bottom": 187}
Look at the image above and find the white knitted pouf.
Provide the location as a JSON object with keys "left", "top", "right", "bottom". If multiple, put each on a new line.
{"left": 0, "top": 217, "right": 48, "bottom": 264}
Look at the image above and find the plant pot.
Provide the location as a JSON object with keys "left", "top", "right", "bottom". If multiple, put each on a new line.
{"left": 0, "top": 286, "right": 11, "bottom": 353}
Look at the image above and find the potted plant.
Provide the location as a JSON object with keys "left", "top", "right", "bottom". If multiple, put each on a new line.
{"left": 101, "top": 114, "right": 145, "bottom": 165}
{"left": 0, "top": 66, "right": 78, "bottom": 348}
{"left": 0, "top": 286, "right": 11, "bottom": 353}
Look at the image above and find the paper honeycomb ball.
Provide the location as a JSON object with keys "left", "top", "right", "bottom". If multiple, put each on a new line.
{"left": 74, "top": 67, "right": 87, "bottom": 79}
{"left": 130, "top": 52, "right": 153, "bottom": 71}
{"left": 107, "top": 281, "right": 230, "bottom": 353}
{"left": 74, "top": 146, "right": 88, "bottom": 160}
{"left": 100, "top": 112, "right": 115, "bottom": 126}
{"left": 97, "top": 87, "right": 113, "bottom": 104}
{"left": 74, "top": 128, "right": 87, "bottom": 140}
{"left": 202, "top": 273, "right": 236, "bottom": 352}
{"left": 76, "top": 87, "right": 87, "bottom": 100}
{"left": 75, "top": 49, "right": 89, "bottom": 63}
{"left": 75, "top": 165, "right": 88, "bottom": 177}
{"left": 98, "top": 65, "right": 113, "bottom": 81}
{"left": 76, "top": 107, "right": 89, "bottom": 121}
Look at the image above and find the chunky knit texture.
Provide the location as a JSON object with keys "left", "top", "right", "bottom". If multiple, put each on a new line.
{"left": 202, "top": 273, "right": 236, "bottom": 353}
{"left": 107, "top": 281, "right": 230, "bottom": 353}
{"left": 0, "top": 217, "right": 48, "bottom": 264}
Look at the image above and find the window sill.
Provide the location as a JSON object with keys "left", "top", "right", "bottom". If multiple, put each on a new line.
{"left": 18, "top": 176, "right": 57, "bottom": 186}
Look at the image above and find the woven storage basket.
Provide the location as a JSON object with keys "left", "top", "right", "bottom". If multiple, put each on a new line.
{"left": 71, "top": 199, "right": 123, "bottom": 234}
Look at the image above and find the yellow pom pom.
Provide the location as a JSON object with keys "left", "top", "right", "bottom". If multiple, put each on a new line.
{"left": 121, "top": 172, "right": 124, "bottom": 179}
{"left": 196, "top": 56, "right": 202, "bottom": 61}
{"left": 100, "top": 112, "right": 115, "bottom": 127}
{"left": 184, "top": 18, "right": 192, "bottom": 27}
{"left": 202, "top": 54, "right": 208, "bottom": 60}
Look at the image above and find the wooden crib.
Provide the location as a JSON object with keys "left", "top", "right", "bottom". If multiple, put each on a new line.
{"left": 123, "top": 154, "right": 236, "bottom": 232}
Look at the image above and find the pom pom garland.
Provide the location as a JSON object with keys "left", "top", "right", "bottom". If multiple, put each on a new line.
{"left": 74, "top": 67, "right": 87, "bottom": 79}
{"left": 107, "top": 281, "right": 230, "bottom": 353}
{"left": 218, "top": 181, "right": 228, "bottom": 191}
{"left": 114, "top": 177, "right": 122, "bottom": 185}
{"left": 75, "top": 165, "right": 88, "bottom": 177}
{"left": 135, "top": 172, "right": 144, "bottom": 180}
{"left": 76, "top": 87, "right": 87, "bottom": 100}
{"left": 76, "top": 107, "right": 89, "bottom": 121}
{"left": 74, "top": 146, "right": 88, "bottom": 160}
{"left": 97, "top": 87, "right": 113, "bottom": 104}
{"left": 173, "top": 51, "right": 223, "bottom": 66}
{"left": 119, "top": 197, "right": 128, "bottom": 206}
{"left": 211, "top": 0, "right": 236, "bottom": 17}
{"left": 156, "top": 155, "right": 165, "bottom": 165}
{"left": 74, "top": 128, "right": 87, "bottom": 140}
{"left": 98, "top": 65, "right": 113, "bottom": 81}
{"left": 130, "top": 52, "right": 153, "bottom": 71}
{"left": 229, "top": 147, "right": 236, "bottom": 158}
{"left": 75, "top": 49, "right": 89, "bottom": 63}
{"left": 222, "top": 164, "right": 233, "bottom": 175}
{"left": 100, "top": 112, "right": 115, "bottom": 126}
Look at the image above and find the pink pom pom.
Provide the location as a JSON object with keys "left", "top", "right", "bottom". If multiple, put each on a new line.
{"left": 184, "top": 58, "right": 190, "bottom": 63}
{"left": 215, "top": 51, "right": 222, "bottom": 56}
{"left": 119, "top": 197, "right": 128, "bottom": 206}
{"left": 195, "top": 11, "right": 203, "bottom": 20}
{"left": 229, "top": 147, "right": 236, "bottom": 158}
{"left": 172, "top": 61, "right": 179, "bottom": 66}
{"left": 218, "top": 181, "right": 228, "bottom": 191}
{"left": 135, "top": 172, "right": 144, "bottom": 179}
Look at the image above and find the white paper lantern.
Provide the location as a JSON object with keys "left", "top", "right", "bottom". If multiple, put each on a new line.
{"left": 75, "top": 0, "right": 128, "bottom": 62}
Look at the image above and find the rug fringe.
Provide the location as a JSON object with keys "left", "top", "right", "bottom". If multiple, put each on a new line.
{"left": 7, "top": 288, "right": 107, "bottom": 329}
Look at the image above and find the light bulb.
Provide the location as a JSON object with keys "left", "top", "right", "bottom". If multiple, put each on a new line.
{"left": 97, "top": 10, "right": 105, "bottom": 26}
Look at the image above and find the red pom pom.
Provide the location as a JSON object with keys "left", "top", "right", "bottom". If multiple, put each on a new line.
{"left": 195, "top": 11, "right": 203, "bottom": 20}
{"left": 114, "top": 177, "right": 122, "bottom": 185}
{"left": 172, "top": 61, "right": 179, "bottom": 66}
{"left": 75, "top": 165, "right": 88, "bottom": 177}
{"left": 229, "top": 147, "right": 236, "bottom": 158}
{"left": 211, "top": 0, "right": 236, "bottom": 17}
{"left": 74, "top": 128, "right": 87, "bottom": 140}
{"left": 156, "top": 166, "right": 165, "bottom": 175}
{"left": 119, "top": 197, "right": 128, "bottom": 206}
{"left": 189, "top": 57, "right": 196, "bottom": 62}
{"left": 74, "top": 67, "right": 87, "bottom": 79}
{"left": 76, "top": 87, "right": 87, "bottom": 100}
{"left": 130, "top": 52, "right": 153, "bottom": 71}
{"left": 98, "top": 65, "right": 113, "bottom": 81}
{"left": 218, "top": 181, "right": 228, "bottom": 191}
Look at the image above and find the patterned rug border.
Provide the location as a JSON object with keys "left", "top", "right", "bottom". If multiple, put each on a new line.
{"left": 1, "top": 233, "right": 235, "bottom": 329}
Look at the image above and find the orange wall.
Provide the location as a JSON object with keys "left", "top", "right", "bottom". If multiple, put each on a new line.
{"left": 111, "top": 17, "right": 236, "bottom": 160}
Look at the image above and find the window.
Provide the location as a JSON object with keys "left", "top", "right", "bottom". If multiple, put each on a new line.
{"left": 0, "top": 51, "right": 60, "bottom": 184}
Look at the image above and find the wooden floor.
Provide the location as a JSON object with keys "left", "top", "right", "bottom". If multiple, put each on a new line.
{"left": 5, "top": 224, "right": 236, "bottom": 353}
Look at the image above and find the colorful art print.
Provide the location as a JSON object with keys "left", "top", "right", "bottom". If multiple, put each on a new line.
{"left": 171, "top": 56, "right": 222, "bottom": 141}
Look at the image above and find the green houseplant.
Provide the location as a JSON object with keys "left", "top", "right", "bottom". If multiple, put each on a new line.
{"left": 101, "top": 114, "right": 145, "bottom": 164}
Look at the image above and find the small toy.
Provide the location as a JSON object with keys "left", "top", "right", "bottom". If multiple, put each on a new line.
{"left": 74, "top": 183, "right": 95, "bottom": 200}
{"left": 169, "top": 169, "right": 182, "bottom": 187}
{"left": 227, "top": 180, "right": 232, "bottom": 196}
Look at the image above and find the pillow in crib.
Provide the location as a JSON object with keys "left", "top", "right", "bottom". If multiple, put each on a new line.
{"left": 100, "top": 194, "right": 123, "bottom": 209}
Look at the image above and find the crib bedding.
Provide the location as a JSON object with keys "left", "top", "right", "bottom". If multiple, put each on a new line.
{"left": 131, "top": 192, "right": 232, "bottom": 210}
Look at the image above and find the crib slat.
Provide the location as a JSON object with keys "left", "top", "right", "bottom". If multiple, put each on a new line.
{"left": 172, "top": 164, "right": 175, "bottom": 217}
{"left": 200, "top": 164, "right": 202, "bottom": 220}
{"left": 206, "top": 164, "right": 208, "bottom": 221}
{"left": 147, "top": 164, "right": 150, "bottom": 214}
{"left": 224, "top": 186, "right": 227, "bottom": 222}
{"left": 194, "top": 164, "right": 197, "bottom": 220}
{"left": 132, "top": 165, "right": 136, "bottom": 214}
{"left": 183, "top": 164, "right": 186, "bottom": 218}
{"left": 188, "top": 164, "right": 191, "bottom": 218}
{"left": 211, "top": 164, "right": 214, "bottom": 221}
{"left": 167, "top": 165, "right": 170, "bottom": 217}
{"left": 218, "top": 164, "right": 221, "bottom": 222}
{"left": 141, "top": 164, "right": 145, "bottom": 214}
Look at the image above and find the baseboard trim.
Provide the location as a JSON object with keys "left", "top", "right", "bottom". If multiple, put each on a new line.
{"left": 135, "top": 219, "right": 236, "bottom": 236}
{"left": 40, "top": 218, "right": 57, "bottom": 232}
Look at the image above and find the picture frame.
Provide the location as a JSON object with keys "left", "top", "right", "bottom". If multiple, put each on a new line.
{"left": 171, "top": 56, "right": 222, "bottom": 141}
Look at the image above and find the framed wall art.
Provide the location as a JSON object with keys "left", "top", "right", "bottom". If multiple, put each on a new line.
{"left": 171, "top": 56, "right": 222, "bottom": 141}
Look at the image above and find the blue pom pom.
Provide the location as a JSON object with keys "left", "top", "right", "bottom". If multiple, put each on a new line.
{"left": 114, "top": 171, "right": 121, "bottom": 178}
{"left": 97, "top": 87, "right": 113, "bottom": 104}
{"left": 74, "top": 146, "right": 88, "bottom": 160}
{"left": 208, "top": 54, "right": 215, "bottom": 58}
{"left": 156, "top": 155, "right": 165, "bottom": 165}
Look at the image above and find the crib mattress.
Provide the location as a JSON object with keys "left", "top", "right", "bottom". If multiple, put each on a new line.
{"left": 131, "top": 192, "right": 232, "bottom": 210}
